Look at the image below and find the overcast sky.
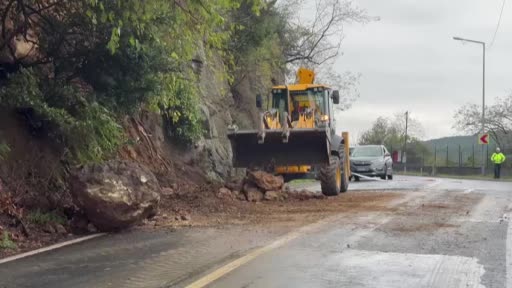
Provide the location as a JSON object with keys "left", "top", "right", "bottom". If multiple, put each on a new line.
{"left": 332, "top": 0, "right": 512, "bottom": 141}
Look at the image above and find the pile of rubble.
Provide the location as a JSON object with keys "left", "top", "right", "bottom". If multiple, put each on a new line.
{"left": 218, "top": 170, "right": 325, "bottom": 202}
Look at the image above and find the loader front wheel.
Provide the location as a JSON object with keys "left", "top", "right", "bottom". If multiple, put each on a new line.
{"left": 320, "top": 156, "right": 341, "bottom": 196}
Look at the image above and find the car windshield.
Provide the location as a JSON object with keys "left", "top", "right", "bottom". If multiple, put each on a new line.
{"left": 352, "top": 146, "right": 383, "bottom": 157}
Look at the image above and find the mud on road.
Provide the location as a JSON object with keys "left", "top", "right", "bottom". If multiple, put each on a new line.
{"left": 148, "top": 189, "right": 404, "bottom": 230}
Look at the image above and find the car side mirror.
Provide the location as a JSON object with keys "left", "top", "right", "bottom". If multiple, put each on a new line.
{"left": 332, "top": 90, "right": 340, "bottom": 104}
{"left": 384, "top": 152, "right": 391, "bottom": 157}
{"left": 256, "top": 94, "right": 262, "bottom": 109}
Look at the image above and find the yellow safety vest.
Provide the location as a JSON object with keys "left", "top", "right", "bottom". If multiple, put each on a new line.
{"left": 491, "top": 152, "right": 506, "bottom": 164}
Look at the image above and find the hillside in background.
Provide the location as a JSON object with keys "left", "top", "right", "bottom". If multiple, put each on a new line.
{"left": 422, "top": 135, "right": 496, "bottom": 165}
{"left": 423, "top": 135, "right": 478, "bottom": 150}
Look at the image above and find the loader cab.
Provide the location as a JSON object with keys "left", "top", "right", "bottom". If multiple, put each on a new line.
{"left": 269, "top": 85, "right": 337, "bottom": 132}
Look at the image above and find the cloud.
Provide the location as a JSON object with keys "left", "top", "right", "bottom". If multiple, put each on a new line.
{"left": 332, "top": 0, "right": 512, "bottom": 140}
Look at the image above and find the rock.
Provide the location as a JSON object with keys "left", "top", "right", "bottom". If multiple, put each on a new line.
{"left": 70, "top": 160, "right": 161, "bottom": 232}
{"left": 225, "top": 181, "right": 242, "bottom": 192}
{"left": 217, "top": 187, "right": 234, "bottom": 200}
{"left": 264, "top": 191, "right": 281, "bottom": 201}
{"left": 247, "top": 171, "right": 284, "bottom": 191}
{"left": 235, "top": 191, "right": 246, "bottom": 201}
{"left": 42, "top": 223, "right": 56, "bottom": 234}
{"left": 161, "top": 187, "right": 175, "bottom": 196}
{"left": 180, "top": 214, "right": 191, "bottom": 221}
{"left": 199, "top": 104, "right": 217, "bottom": 139}
{"left": 54, "top": 224, "right": 67, "bottom": 234}
{"left": 70, "top": 215, "right": 89, "bottom": 234}
{"left": 87, "top": 223, "right": 98, "bottom": 233}
{"left": 289, "top": 189, "right": 326, "bottom": 200}
{"left": 243, "top": 183, "right": 264, "bottom": 202}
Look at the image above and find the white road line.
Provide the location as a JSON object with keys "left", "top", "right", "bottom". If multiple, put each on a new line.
{"left": 0, "top": 233, "right": 106, "bottom": 265}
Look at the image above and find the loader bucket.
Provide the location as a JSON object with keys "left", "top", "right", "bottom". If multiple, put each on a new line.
{"left": 227, "top": 128, "right": 330, "bottom": 168}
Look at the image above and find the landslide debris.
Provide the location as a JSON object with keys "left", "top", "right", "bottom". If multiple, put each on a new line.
{"left": 70, "top": 160, "right": 160, "bottom": 232}
{"left": 216, "top": 170, "right": 325, "bottom": 203}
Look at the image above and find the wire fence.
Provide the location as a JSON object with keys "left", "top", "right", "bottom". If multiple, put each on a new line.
{"left": 391, "top": 143, "right": 512, "bottom": 177}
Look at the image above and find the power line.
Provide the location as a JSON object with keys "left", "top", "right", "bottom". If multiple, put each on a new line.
{"left": 489, "top": 0, "right": 507, "bottom": 48}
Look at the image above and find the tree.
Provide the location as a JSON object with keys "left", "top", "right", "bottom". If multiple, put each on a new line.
{"left": 278, "top": 0, "right": 372, "bottom": 108}
{"left": 454, "top": 94, "right": 512, "bottom": 147}
{"left": 359, "top": 112, "right": 425, "bottom": 147}
{"left": 359, "top": 113, "right": 430, "bottom": 164}
{"left": 0, "top": 0, "right": 267, "bottom": 162}
{"left": 390, "top": 112, "right": 425, "bottom": 140}
{"left": 358, "top": 117, "right": 390, "bottom": 146}
{"left": 280, "top": 0, "right": 369, "bottom": 66}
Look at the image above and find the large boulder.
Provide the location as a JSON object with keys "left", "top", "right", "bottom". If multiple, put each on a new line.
{"left": 246, "top": 171, "right": 284, "bottom": 191}
{"left": 70, "top": 160, "right": 161, "bottom": 231}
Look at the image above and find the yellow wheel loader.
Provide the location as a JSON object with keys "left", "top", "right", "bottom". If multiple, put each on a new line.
{"left": 227, "top": 68, "right": 351, "bottom": 196}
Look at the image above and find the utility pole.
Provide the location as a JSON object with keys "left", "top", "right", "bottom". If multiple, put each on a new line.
{"left": 403, "top": 111, "right": 409, "bottom": 173}
{"left": 453, "top": 36, "right": 486, "bottom": 175}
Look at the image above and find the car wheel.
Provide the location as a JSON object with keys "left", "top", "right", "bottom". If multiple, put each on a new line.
{"left": 387, "top": 166, "right": 393, "bottom": 180}
{"left": 380, "top": 166, "right": 387, "bottom": 180}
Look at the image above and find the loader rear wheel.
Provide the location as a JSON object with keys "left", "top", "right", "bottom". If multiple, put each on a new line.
{"left": 320, "top": 156, "right": 342, "bottom": 196}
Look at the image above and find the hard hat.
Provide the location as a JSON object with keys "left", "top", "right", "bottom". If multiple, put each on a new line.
{"left": 496, "top": 147, "right": 501, "bottom": 152}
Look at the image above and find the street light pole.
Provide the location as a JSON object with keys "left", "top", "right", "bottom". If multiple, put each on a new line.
{"left": 453, "top": 36, "right": 486, "bottom": 175}
{"left": 403, "top": 111, "right": 408, "bottom": 174}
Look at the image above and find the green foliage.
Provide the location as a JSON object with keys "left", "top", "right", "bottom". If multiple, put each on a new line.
{"left": 0, "top": 69, "right": 124, "bottom": 164}
{"left": 27, "top": 210, "right": 66, "bottom": 226}
{"left": 1, "top": 0, "right": 269, "bottom": 160}
{"left": 150, "top": 74, "right": 203, "bottom": 143}
{"left": 359, "top": 115, "right": 430, "bottom": 161}
{"left": 0, "top": 232, "right": 16, "bottom": 250}
{"left": 4, "top": 0, "right": 364, "bottom": 163}
{"left": 86, "top": 0, "right": 247, "bottom": 54}
{"left": 228, "top": 2, "right": 286, "bottom": 84}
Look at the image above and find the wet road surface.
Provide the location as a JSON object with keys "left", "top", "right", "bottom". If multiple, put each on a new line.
{"left": 1, "top": 176, "right": 511, "bottom": 288}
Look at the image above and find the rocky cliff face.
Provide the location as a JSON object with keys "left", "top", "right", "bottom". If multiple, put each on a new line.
{"left": 191, "top": 45, "right": 285, "bottom": 183}
{"left": 192, "top": 46, "right": 237, "bottom": 183}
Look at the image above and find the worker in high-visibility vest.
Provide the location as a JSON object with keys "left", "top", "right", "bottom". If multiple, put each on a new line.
{"left": 491, "top": 147, "right": 506, "bottom": 179}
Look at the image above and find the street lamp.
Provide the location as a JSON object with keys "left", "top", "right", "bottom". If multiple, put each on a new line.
{"left": 453, "top": 36, "right": 486, "bottom": 175}
{"left": 404, "top": 111, "right": 408, "bottom": 173}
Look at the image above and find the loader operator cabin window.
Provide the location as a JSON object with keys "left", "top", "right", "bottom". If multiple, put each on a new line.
{"left": 290, "top": 89, "right": 326, "bottom": 116}
{"left": 271, "top": 89, "right": 288, "bottom": 116}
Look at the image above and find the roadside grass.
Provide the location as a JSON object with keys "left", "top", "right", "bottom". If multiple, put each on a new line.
{"left": 396, "top": 172, "right": 512, "bottom": 182}
{"left": 26, "top": 210, "right": 66, "bottom": 226}
{"left": 0, "top": 232, "right": 16, "bottom": 250}
{"left": 288, "top": 178, "right": 316, "bottom": 185}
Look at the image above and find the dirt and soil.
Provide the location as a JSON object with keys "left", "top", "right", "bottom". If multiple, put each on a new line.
{"left": 0, "top": 111, "right": 402, "bottom": 260}
{"left": 149, "top": 183, "right": 402, "bottom": 229}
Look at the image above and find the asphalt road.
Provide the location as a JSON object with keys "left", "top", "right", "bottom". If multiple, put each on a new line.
{"left": 1, "top": 176, "right": 511, "bottom": 288}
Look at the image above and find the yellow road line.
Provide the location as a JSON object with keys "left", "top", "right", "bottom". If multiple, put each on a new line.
{"left": 184, "top": 220, "right": 327, "bottom": 288}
